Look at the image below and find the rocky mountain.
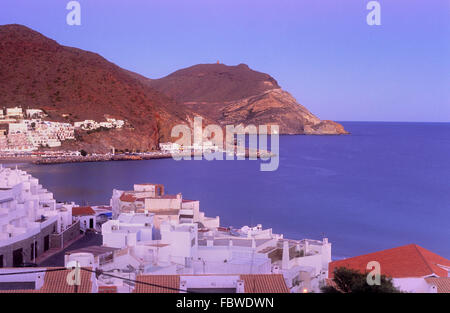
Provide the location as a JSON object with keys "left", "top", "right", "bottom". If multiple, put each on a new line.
{"left": 0, "top": 24, "right": 189, "bottom": 153}
{"left": 0, "top": 24, "right": 347, "bottom": 153}
{"left": 146, "top": 63, "right": 348, "bottom": 135}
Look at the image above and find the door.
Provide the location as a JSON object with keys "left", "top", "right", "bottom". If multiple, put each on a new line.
{"left": 13, "top": 248, "right": 23, "bottom": 267}
{"left": 30, "top": 243, "right": 35, "bottom": 262}
{"left": 89, "top": 218, "right": 94, "bottom": 229}
{"left": 44, "top": 235, "right": 50, "bottom": 252}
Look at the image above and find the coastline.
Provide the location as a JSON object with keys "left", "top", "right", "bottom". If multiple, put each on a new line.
{"left": 0, "top": 148, "right": 274, "bottom": 165}
{"left": 33, "top": 153, "right": 173, "bottom": 164}
{"left": 0, "top": 152, "right": 174, "bottom": 165}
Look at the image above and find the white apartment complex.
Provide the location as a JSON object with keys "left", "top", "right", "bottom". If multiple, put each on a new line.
{"left": 73, "top": 118, "right": 124, "bottom": 131}
{"left": 0, "top": 106, "right": 124, "bottom": 153}
{"left": 0, "top": 165, "right": 79, "bottom": 267}
{"left": 0, "top": 118, "right": 75, "bottom": 152}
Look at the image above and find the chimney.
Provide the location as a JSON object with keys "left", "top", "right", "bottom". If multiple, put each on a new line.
{"left": 282, "top": 240, "right": 289, "bottom": 270}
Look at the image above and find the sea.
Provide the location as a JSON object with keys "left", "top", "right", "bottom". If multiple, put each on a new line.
{"left": 7, "top": 122, "right": 450, "bottom": 259}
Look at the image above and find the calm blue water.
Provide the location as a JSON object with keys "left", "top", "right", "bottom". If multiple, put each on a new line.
{"left": 10, "top": 122, "right": 450, "bottom": 259}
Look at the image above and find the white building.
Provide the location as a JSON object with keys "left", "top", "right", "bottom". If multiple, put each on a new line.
{"left": 95, "top": 216, "right": 330, "bottom": 292}
{"left": 5, "top": 107, "right": 23, "bottom": 119}
{"left": 58, "top": 183, "right": 332, "bottom": 293}
{"left": 193, "top": 225, "right": 331, "bottom": 292}
{"left": 159, "top": 142, "right": 181, "bottom": 153}
{"left": 110, "top": 183, "right": 219, "bottom": 229}
{"left": 102, "top": 212, "right": 154, "bottom": 249}
{"left": 72, "top": 206, "right": 97, "bottom": 232}
{"left": 0, "top": 118, "right": 75, "bottom": 152}
{"left": 5, "top": 133, "right": 36, "bottom": 152}
{"left": 159, "top": 222, "right": 198, "bottom": 266}
{"left": 74, "top": 118, "right": 124, "bottom": 131}
{"left": 0, "top": 166, "right": 76, "bottom": 267}
{"left": 25, "top": 109, "right": 45, "bottom": 119}
{"left": 8, "top": 122, "right": 28, "bottom": 134}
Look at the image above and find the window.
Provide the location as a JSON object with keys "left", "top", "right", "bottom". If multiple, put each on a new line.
{"left": 30, "top": 243, "right": 35, "bottom": 261}
{"left": 0, "top": 255, "right": 3, "bottom": 268}
{"left": 13, "top": 249, "right": 23, "bottom": 267}
{"left": 0, "top": 282, "right": 35, "bottom": 291}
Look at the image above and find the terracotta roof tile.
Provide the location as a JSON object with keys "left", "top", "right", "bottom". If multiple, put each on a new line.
{"left": 39, "top": 268, "right": 93, "bottom": 293}
{"left": 131, "top": 274, "right": 290, "bottom": 293}
{"left": 134, "top": 275, "right": 180, "bottom": 293}
{"left": 329, "top": 244, "right": 450, "bottom": 279}
{"left": 120, "top": 193, "right": 137, "bottom": 203}
{"left": 425, "top": 277, "right": 450, "bottom": 293}
{"left": 0, "top": 268, "right": 93, "bottom": 293}
{"left": 241, "top": 274, "right": 290, "bottom": 293}
{"left": 72, "top": 206, "right": 96, "bottom": 216}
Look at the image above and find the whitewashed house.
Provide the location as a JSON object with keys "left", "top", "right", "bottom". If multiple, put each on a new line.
{"left": 102, "top": 212, "right": 154, "bottom": 249}
{"left": 5, "top": 107, "right": 23, "bottom": 119}
{"left": 110, "top": 183, "right": 219, "bottom": 229}
{"left": 0, "top": 166, "right": 77, "bottom": 267}
{"left": 72, "top": 206, "right": 97, "bottom": 232}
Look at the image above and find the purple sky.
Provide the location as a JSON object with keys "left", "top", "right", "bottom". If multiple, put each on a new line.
{"left": 1, "top": 0, "right": 449, "bottom": 122}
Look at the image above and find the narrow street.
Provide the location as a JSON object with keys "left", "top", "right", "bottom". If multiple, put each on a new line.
{"left": 38, "top": 233, "right": 102, "bottom": 267}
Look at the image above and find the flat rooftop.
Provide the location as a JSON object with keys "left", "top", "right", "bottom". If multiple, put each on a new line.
{"left": 65, "top": 245, "right": 119, "bottom": 257}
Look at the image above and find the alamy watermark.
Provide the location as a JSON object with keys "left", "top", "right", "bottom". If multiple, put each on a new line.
{"left": 65, "top": 1, "right": 381, "bottom": 27}
{"left": 366, "top": 1, "right": 381, "bottom": 26}
{"left": 66, "top": 1, "right": 81, "bottom": 26}
{"left": 66, "top": 260, "right": 81, "bottom": 286}
{"left": 366, "top": 261, "right": 381, "bottom": 286}
{"left": 168, "top": 117, "right": 279, "bottom": 172}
